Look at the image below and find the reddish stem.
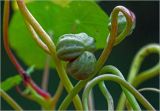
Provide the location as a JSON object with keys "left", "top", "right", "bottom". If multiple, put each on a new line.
{"left": 3, "top": 1, "right": 50, "bottom": 100}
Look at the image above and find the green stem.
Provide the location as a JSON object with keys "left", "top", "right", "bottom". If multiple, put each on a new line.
{"left": 16, "top": 0, "right": 82, "bottom": 109}
{"left": 117, "top": 44, "right": 160, "bottom": 110}
{"left": 50, "top": 82, "right": 63, "bottom": 110}
{"left": 114, "top": 7, "right": 135, "bottom": 46}
{"left": 58, "top": 80, "right": 87, "bottom": 110}
{"left": 25, "top": 21, "right": 50, "bottom": 54}
{"left": 133, "top": 63, "right": 160, "bottom": 87}
{"left": 59, "top": 6, "right": 134, "bottom": 110}
{"left": 98, "top": 82, "right": 114, "bottom": 111}
{"left": 138, "top": 88, "right": 160, "bottom": 93}
{"left": 95, "top": 6, "right": 133, "bottom": 73}
{"left": 4, "top": 0, "right": 50, "bottom": 99}
{"left": 82, "top": 75, "right": 155, "bottom": 110}
{"left": 52, "top": 56, "right": 83, "bottom": 110}
{"left": 0, "top": 89, "right": 23, "bottom": 110}
{"left": 99, "top": 65, "right": 141, "bottom": 110}
{"left": 128, "top": 44, "right": 160, "bottom": 83}
{"left": 88, "top": 89, "right": 95, "bottom": 110}
{"left": 16, "top": 0, "right": 56, "bottom": 51}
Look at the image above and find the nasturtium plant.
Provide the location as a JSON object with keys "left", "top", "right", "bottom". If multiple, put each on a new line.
{"left": 2, "top": 0, "right": 159, "bottom": 111}
{"left": 9, "top": 1, "right": 108, "bottom": 69}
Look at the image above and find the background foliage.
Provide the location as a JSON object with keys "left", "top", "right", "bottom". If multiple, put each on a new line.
{"left": 1, "top": 1, "right": 159, "bottom": 110}
{"left": 9, "top": 1, "right": 108, "bottom": 68}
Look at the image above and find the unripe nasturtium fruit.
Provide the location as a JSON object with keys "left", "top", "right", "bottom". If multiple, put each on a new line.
{"left": 108, "top": 12, "right": 135, "bottom": 36}
{"left": 56, "top": 33, "right": 96, "bottom": 61}
{"left": 66, "top": 51, "right": 96, "bottom": 80}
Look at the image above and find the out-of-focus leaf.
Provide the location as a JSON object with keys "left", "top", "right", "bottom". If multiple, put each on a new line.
{"left": 0, "top": 66, "right": 34, "bottom": 91}
{"left": 52, "top": 0, "right": 71, "bottom": 7}
{"left": 12, "top": 0, "right": 34, "bottom": 11}
{"left": 9, "top": 1, "right": 109, "bottom": 69}
{"left": 54, "top": 1, "right": 109, "bottom": 49}
{"left": 9, "top": 1, "right": 58, "bottom": 68}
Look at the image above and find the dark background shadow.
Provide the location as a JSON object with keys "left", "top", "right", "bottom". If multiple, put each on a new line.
{"left": 1, "top": 1, "right": 159, "bottom": 110}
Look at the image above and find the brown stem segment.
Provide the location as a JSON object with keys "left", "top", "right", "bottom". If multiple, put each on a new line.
{"left": 41, "top": 55, "right": 50, "bottom": 91}
{"left": 3, "top": 0, "right": 50, "bottom": 100}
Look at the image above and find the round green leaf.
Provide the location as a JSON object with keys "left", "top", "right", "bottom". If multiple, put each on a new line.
{"left": 53, "top": 1, "right": 109, "bottom": 48}
{"left": 9, "top": 1, "right": 109, "bottom": 69}
{"left": 9, "top": 1, "right": 59, "bottom": 69}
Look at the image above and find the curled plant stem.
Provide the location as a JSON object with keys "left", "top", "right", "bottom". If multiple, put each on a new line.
{"left": 125, "top": 100, "right": 133, "bottom": 110}
{"left": 128, "top": 44, "right": 160, "bottom": 83}
{"left": 132, "top": 63, "right": 160, "bottom": 87}
{"left": 99, "top": 65, "right": 141, "bottom": 110}
{"left": 59, "top": 6, "right": 135, "bottom": 110}
{"left": 0, "top": 89, "right": 23, "bottom": 110}
{"left": 16, "top": 0, "right": 56, "bottom": 52}
{"left": 41, "top": 55, "right": 50, "bottom": 91}
{"left": 3, "top": 0, "right": 24, "bottom": 78}
{"left": 25, "top": 21, "right": 51, "bottom": 54}
{"left": 58, "top": 80, "right": 87, "bottom": 110}
{"left": 138, "top": 88, "right": 160, "bottom": 93}
{"left": 98, "top": 82, "right": 114, "bottom": 111}
{"left": 82, "top": 75, "right": 155, "bottom": 110}
{"left": 16, "top": 0, "right": 82, "bottom": 109}
{"left": 114, "top": 7, "right": 135, "bottom": 46}
{"left": 117, "top": 44, "right": 160, "bottom": 110}
{"left": 88, "top": 89, "right": 95, "bottom": 110}
{"left": 3, "top": 0, "right": 50, "bottom": 100}
{"left": 96, "top": 6, "right": 135, "bottom": 72}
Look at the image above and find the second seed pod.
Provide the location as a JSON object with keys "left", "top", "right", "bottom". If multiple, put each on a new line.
{"left": 66, "top": 51, "right": 96, "bottom": 80}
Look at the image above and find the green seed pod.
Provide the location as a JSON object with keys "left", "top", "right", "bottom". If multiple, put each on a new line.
{"left": 108, "top": 12, "right": 135, "bottom": 36}
{"left": 56, "top": 33, "right": 96, "bottom": 61}
{"left": 66, "top": 51, "right": 96, "bottom": 80}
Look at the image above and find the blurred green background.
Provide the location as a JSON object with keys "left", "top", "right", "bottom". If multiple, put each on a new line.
{"left": 1, "top": 1, "right": 159, "bottom": 110}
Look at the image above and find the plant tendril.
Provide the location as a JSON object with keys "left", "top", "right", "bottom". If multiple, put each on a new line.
{"left": 3, "top": 0, "right": 50, "bottom": 100}
{"left": 59, "top": 6, "right": 136, "bottom": 110}
{"left": 138, "top": 88, "right": 160, "bottom": 93}
{"left": 117, "top": 44, "right": 160, "bottom": 110}
{"left": 16, "top": 0, "right": 83, "bottom": 109}
{"left": 98, "top": 82, "right": 114, "bottom": 111}
{"left": 99, "top": 65, "right": 141, "bottom": 110}
{"left": 82, "top": 75, "right": 155, "bottom": 110}
{"left": 25, "top": 21, "right": 51, "bottom": 54}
